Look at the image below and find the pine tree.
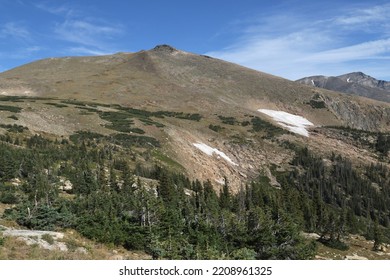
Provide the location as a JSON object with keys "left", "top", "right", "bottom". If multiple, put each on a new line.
{"left": 373, "top": 219, "right": 384, "bottom": 251}
{"left": 157, "top": 170, "right": 176, "bottom": 204}
{"left": 219, "top": 177, "right": 231, "bottom": 210}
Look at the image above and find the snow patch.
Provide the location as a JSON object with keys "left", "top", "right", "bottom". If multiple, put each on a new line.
{"left": 215, "top": 178, "right": 226, "bottom": 185}
{"left": 311, "top": 79, "right": 315, "bottom": 86}
{"left": 193, "top": 143, "right": 238, "bottom": 166}
{"left": 347, "top": 78, "right": 351, "bottom": 83}
{"left": 257, "top": 109, "right": 314, "bottom": 137}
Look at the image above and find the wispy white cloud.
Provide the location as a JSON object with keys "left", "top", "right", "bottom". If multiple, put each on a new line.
{"left": 207, "top": 3, "right": 390, "bottom": 80}
{"left": 0, "top": 22, "right": 30, "bottom": 41}
{"left": 300, "top": 39, "right": 390, "bottom": 63}
{"left": 35, "top": 2, "right": 124, "bottom": 55}
{"left": 34, "top": 2, "right": 77, "bottom": 17}
{"left": 54, "top": 19, "right": 123, "bottom": 47}
{"left": 0, "top": 45, "right": 42, "bottom": 59}
{"left": 67, "top": 46, "right": 111, "bottom": 56}
{"left": 334, "top": 4, "right": 390, "bottom": 28}
{"left": 0, "top": 19, "right": 43, "bottom": 62}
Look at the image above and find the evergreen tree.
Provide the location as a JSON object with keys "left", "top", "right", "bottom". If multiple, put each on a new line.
{"left": 373, "top": 220, "right": 384, "bottom": 251}
{"left": 219, "top": 177, "right": 231, "bottom": 210}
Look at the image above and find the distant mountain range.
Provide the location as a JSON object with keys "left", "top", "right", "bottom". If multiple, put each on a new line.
{"left": 296, "top": 72, "right": 390, "bottom": 103}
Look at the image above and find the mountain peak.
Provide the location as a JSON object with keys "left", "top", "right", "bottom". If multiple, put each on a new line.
{"left": 341, "top": 72, "right": 369, "bottom": 79}
{"left": 151, "top": 44, "right": 178, "bottom": 53}
{"left": 350, "top": 71, "right": 365, "bottom": 76}
{"left": 297, "top": 72, "right": 390, "bottom": 103}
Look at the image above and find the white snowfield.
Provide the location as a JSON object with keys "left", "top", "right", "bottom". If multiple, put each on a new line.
{"left": 258, "top": 109, "right": 314, "bottom": 137}
{"left": 193, "top": 143, "right": 238, "bottom": 166}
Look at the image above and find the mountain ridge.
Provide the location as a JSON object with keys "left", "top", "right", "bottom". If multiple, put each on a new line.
{"left": 1, "top": 46, "right": 389, "bottom": 128}
{"left": 296, "top": 72, "right": 390, "bottom": 103}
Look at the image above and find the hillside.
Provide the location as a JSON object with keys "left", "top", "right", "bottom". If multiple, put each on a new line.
{"left": 2, "top": 46, "right": 390, "bottom": 128}
{"left": 296, "top": 72, "right": 390, "bottom": 103}
{"left": 1, "top": 45, "right": 390, "bottom": 187}
{"left": 1, "top": 45, "right": 390, "bottom": 260}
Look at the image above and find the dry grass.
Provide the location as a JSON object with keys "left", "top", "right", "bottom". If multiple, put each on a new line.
{"left": 0, "top": 228, "right": 151, "bottom": 260}
{"left": 0, "top": 203, "right": 7, "bottom": 217}
{"left": 2, "top": 203, "right": 150, "bottom": 260}
{"left": 2, "top": 46, "right": 389, "bottom": 129}
{"left": 315, "top": 235, "right": 390, "bottom": 260}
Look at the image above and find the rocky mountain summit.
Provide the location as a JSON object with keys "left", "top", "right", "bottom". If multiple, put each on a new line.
{"left": 296, "top": 72, "right": 390, "bottom": 103}
{"left": 338, "top": 72, "right": 390, "bottom": 91}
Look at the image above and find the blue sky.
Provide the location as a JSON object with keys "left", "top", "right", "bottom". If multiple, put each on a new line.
{"left": 1, "top": 0, "right": 389, "bottom": 80}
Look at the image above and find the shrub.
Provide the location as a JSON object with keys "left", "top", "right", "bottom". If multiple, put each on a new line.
{"left": 251, "top": 117, "right": 284, "bottom": 138}
{"left": 0, "top": 124, "right": 29, "bottom": 133}
{"left": 45, "top": 102, "right": 69, "bottom": 108}
{"left": 0, "top": 105, "right": 22, "bottom": 113}
{"left": 209, "top": 124, "right": 224, "bottom": 132}
{"left": 230, "top": 247, "right": 256, "bottom": 260}
{"left": 218, "top": 115, "right": 236, "bottom": 125}
{"left": 309, "top": 99, "right": 326, "bottom": 109}
{"left": 69, "top": 131, "right": 105, "bottom": 143}
{"left": 7, "top": 115, "right": 18, "bottom": 120}
{"left": 0, "top": 191, "right": 19, "bottom": 204}
{"left": 111, "top": 133, "right": 160, "bottom": 148}
{"left": 241, "top": 121, "right": 250, "bottom": 127}
{"left": 41, "top": 234, "right": 55, "bottom": 245}
{"left": 319, "top": 238, "right": 349, "bottom": 251}
{"left": 0, "top": 96, "right": 25, "bottom": 102}
{"left": 4, "top": 202, "right": 75, "bottom": 231}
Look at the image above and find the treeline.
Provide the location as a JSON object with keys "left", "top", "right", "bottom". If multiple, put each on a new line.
{"left": 325, "top": 126, "right": 390, "bottom": 158}
{"left": 0, "top": 134, "right": 315, "bottom": 259}
{"left": 288, "top": 145, "right": 390, "bottom": 246}
{"left": 1, "top": 133, "right": 390, "bottom": 258}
